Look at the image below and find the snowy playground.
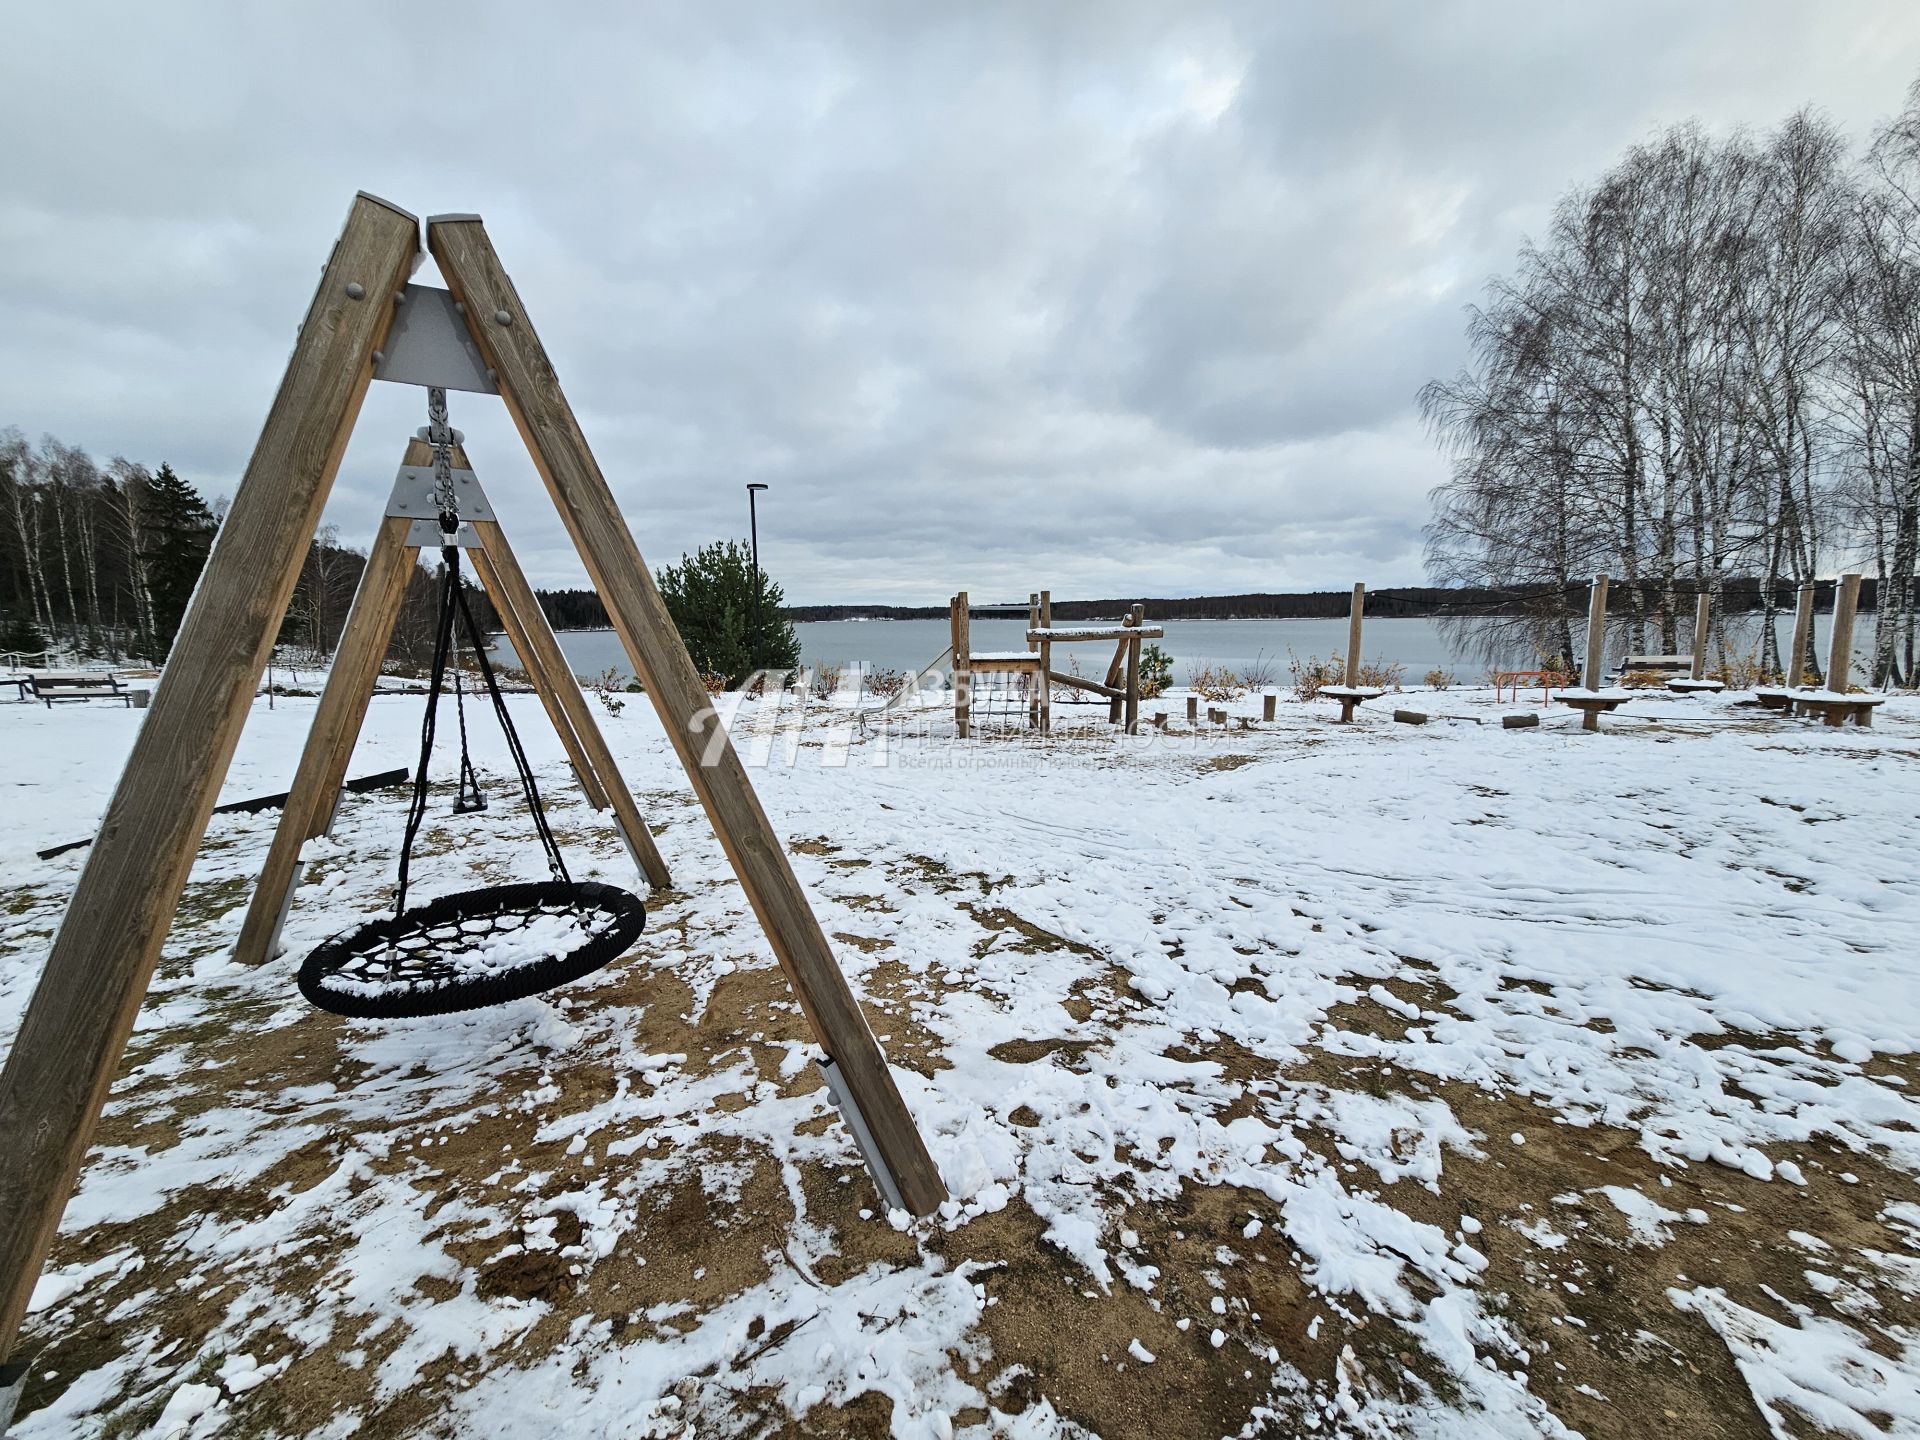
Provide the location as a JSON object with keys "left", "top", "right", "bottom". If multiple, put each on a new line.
{"left": 4, "top": 683, "right": 1919, "bottom": 1438}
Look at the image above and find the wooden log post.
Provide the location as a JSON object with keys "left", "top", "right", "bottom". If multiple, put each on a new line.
{"left": 1581, "top": 573, "right": 1610, "bottom": 731}
{"left": 233, "top": 509, "right": 418, "bottom": 969}
{"left": 471, "top": 521, "right": 671, "bottom": 890}
{"left": 1690, "top": 591, "right": 1712, "bottom": 682}
{"left": 1583, "top": 573, "right": 1610, "bottom": 689}
{"left": 1187, "top": 695, "right": 1198, "bottom": 724}
{"left": 1026, "top": 592, "right": 1040, "bottom": 729}
{"left": 1038, "top": 589, "right": 1052, "bottom": 735}
{"left": 1104, "top": 633, "right": 1127, "bottom": 725}
{"left": 431, "top": 215, "right": 946, "bottom": 1214}
{"left": 952, "top": 592, "right": 971, "bottom": 740}
{"left": 1123, "top": 604, "right": 1144, "bottom": 735}
{"left": 0, "top": 194, "right": 421, "bottom": 1367}
{"left": 1787, "top": 582, "right": 1816, "bottom": 688}
{"left": 1827, "top": 572, "right": 1862, "bottom": 699}
{"left": 1345, "top": 582, "right": 1366, "bottom": 687}
{"left": 1263, "top": 693, "right": 1277, "bottom": 722}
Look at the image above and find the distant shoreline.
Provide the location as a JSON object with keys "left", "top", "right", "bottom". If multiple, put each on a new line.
{"left": 778, "top": 578, "right": 1883, "bottom": 625}
{"left": 525, "top": 580, "right": 1885, "bottom": 632}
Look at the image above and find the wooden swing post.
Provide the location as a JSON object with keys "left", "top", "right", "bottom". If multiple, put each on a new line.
{"left": 0, "top": 194, "right": 422, "bottom": 1369}
{"left": 468, "top": 521, "right": 670, "bottom": 890}
{"left": 466, "top": 536, "right": 614, "bottom": 813}
{"left": 429, "top": 213, "right": 945, "bottom": 1214}
{"left": 232, "top": 507, "right": 420, "bottom": 969}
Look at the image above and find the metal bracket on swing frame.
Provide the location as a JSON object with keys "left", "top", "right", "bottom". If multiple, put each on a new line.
{"left": 814, "top": 1054, "right": 907, "bottom": 1213}
{"left": 385, "top": 465, "right": 495, "bottom": 548}
{"left": 372, "top": 284, "right": 499, "bottom": 395}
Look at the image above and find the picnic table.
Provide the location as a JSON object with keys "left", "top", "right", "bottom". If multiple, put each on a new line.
{"left": 29, "top": 672, "right": 134, "bottom": 707}
{"left": 1791, "top": 690, "right": 1887, "bottom": 728}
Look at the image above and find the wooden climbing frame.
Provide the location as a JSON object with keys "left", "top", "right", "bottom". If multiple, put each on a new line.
{"left": 945, "top": 589, "right": 1164, "bottom": 736}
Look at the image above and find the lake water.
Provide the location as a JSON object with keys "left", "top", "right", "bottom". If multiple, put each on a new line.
{"left": 494, "top": 612, "right": 1877, "bottom": 686}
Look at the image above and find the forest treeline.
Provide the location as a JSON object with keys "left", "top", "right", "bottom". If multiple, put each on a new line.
{"left": 13, "top": 415, "right": 1882, "bottom": 673}
{"left": 0, "top": 428, "right": 498, "bottom": 667}
{"left": 1423, "top": 81, "right": 1920, "bottom": 684}
{"left": 538, "top": 588, "right": 1534, "bottom": 626}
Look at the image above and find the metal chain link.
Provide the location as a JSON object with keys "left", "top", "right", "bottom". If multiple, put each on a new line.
{"left": 426, "top": 385, "right": 458, "bottom": 535}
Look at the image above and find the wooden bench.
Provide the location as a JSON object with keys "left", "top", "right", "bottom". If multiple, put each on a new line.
{"left": 1619, "top": 654, "right": 1691, "bottom": 679}
{"left": 1320, "top": 684, "right": 1386, "bottom": 724}
{"left": 1791, "top": 690, "right": 1886, "bottom": 728}
{"left": 1556, "top": 686, "right": 1633, "bottom": 731}
{"left": 30, "top": 672, "right": 133, "bottom": 708}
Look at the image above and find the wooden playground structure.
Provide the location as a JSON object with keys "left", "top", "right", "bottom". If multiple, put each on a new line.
{"left": 0, "top": 195, "right": 950, "bottom": 1425}
{"left": 897, "top": 590, "right": 1166, "bottom": 736}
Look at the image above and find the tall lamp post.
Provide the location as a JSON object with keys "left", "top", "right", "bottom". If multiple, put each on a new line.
{"left": 746, "top": 483, "right": 769, "bottom": 636}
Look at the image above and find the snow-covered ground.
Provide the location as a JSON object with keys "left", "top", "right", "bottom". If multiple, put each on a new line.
{"left": 3, "top": 682, "right": 1919, "bottom": 1438}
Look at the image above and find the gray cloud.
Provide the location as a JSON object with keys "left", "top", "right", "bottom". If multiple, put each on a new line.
{"left": 4, "top": 1, "right": 1916, "bottom": 604}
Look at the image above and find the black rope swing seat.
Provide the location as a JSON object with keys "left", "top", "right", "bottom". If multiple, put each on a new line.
{"left": 300, "top": 421, "right": 645, "bottom": 1019}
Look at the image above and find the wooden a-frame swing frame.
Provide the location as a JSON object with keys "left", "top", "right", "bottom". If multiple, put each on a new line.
{"left": 229, "top": 432, "right": 674, "bottom": 973}
{"left": 0, "top": 194, "right": 947, "bottom": 1407}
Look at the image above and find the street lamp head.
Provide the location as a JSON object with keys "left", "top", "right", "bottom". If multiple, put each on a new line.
{"left": 746, "top": 483, "right": 768, "bottom": 493}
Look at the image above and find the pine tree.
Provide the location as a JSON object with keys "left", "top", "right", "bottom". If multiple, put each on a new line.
{"left": 654, "top": 539, "right": 802, "bottom": 687}
{"left": 0, "top": 610, "right": 43, "bottom": 657}
{"left": 141, "top": 463, "right": 215, "bottom": 659}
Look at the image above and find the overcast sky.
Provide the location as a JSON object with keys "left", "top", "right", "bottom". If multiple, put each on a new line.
{"left": 5, "top": 3, "right": 1918, "bottom": 604}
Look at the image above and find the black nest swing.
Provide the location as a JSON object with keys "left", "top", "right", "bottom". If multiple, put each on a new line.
{"left": 299, "top": 537, "right": 645, "bottom": 1020}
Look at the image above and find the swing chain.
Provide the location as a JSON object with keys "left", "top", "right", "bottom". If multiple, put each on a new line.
{"left": 426, "top": 385, "right": 458, "bottom": 536}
